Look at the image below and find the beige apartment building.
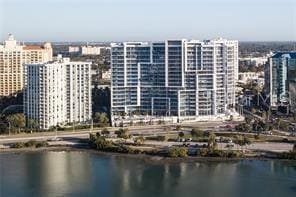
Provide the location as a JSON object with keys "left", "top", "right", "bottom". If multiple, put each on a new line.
{"left": 0, "top": 34, "right": 53, "bottom": 96}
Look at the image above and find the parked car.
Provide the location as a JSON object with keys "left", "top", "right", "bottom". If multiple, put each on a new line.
{"left": 186, "top": 138, "right": 192, "bottom": 142}
{"left": 47, "top": 137, "right": 62, "bottom": 142}
{"left": 262, "top": 131, "right": 273, "bottom": 135}
{"left": 225, "top": 143, "right": 235, "bottom": 148}
{"left": 182, "top": 143, "right": 191, "bottom": 147}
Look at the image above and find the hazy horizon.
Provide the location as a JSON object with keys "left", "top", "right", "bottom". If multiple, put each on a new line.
{"left": 1, "top": 0, "right": 296, "bottom": 42}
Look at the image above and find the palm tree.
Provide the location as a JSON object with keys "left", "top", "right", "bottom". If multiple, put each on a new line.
{"left": 207, "top": 132, "right": 216, "bottom": 150}
{"left": 276, "top": 118, "right": 282, "bottom": 130}
{"left": 262, "top": 111, "right": 267, "bottom": 120}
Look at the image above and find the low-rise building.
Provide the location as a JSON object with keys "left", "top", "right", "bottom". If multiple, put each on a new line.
{"left": 68, "top": 46, "right": 80, "bottom": 53}
{"left": 102, "top": 69, "right": 111, "bottom": 80}
{"left": 239, "top": 57, "right": 268, "bottom": 67}
{"left": 238, "top": 72, "right": 264, "bottom": 83}
{"left": 81, "top": 46, "right": 101, "bottom": 55}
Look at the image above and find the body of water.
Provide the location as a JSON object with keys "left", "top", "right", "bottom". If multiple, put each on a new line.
{"left": 0, "top": 151, "right": 295, "bottom": 197}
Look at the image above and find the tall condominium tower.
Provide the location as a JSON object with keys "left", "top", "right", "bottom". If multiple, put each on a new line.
{"left": 265, "top": 52, "right": 296, "bottom": 112}
{"left": 24, "top": 56, "right": 92, "bottom": 129}
{"left": 0, "top": 34, "right": 53, "bottom": 96}
{"left": 111, "top": 38, "right": 238, "bottom": 125}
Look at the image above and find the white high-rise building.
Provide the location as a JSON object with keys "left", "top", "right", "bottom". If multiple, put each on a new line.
{"left": 24, "top": 56, "right": 92, "bottom": 129}
{"left": 0, "top": 34, "right": 53, "bottom": 96}
{"left": 111, "top": 38, "right": 239, "bottom": 125}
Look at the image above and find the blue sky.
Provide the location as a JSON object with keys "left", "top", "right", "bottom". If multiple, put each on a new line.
{"left": 0, "top": 0, "right": 295, "bottom": 42}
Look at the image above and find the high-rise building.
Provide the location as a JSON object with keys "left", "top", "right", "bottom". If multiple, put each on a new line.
{"left": 0, "top": 34, "right": 53, "bottom": 96}
{"left": 111, "top": 38, "right": 238, "bottom": 125}
{"left": 265, "top": 52, "right": 296, "bottom": 112}
{"left": 24, "top": 56, "right": 92, "bottom": 129}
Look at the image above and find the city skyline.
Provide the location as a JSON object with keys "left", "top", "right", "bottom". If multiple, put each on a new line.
{"left": 1, "top": 0, "right": 296, "bottom": 42}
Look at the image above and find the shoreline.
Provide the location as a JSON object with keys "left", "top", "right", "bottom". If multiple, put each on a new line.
{"left": 1, "top": 145, "right": 295, "bottom": 164}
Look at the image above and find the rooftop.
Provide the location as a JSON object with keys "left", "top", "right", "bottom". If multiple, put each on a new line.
{"left": 23, "top": 45, "right": 44, "bottom": 50}
{"left": 271, "top": 52, "right": 296, "bottom": 59}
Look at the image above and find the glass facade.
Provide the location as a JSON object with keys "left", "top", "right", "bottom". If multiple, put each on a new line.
{"left": 111, "top": 39, "right": 238, "bottom": 123}
{"left": 267, "top": 52, "right": 296, "bottom": 111}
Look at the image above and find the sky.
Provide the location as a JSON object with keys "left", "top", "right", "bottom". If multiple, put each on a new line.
{"left": 0, "top": 0, "right": 295, "bottom": 42}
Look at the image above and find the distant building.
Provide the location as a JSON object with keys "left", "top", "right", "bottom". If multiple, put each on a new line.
{"left": 0, "top": 34, "right": 53, "bottom": 96}
{"left": 238, "top": 72, "right": 264, "bottom": 82}
{"left": 238, "top": 71, "right": 264, "bottom": 87}
{"left": 111, "top": 38, "right": 239, "bottom": 125}
{"left": 239, "top": 57, "right": 268, "bottom": 67}
{"left": 81, "top": 46, "right": 101, "bottom": 55}
{"left": 102, "top": 69, "right": 111, "bottom": 80}
{"left": 265, "top": 52, "right": 296, "bottom": 112}
{"left": 24, "top": 56, "right": 92, "bottom": 129}
{"left": 68, "top": 46, "right": 80, "bottom": 53}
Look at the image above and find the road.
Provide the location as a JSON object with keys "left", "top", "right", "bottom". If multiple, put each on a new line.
{"left": 0, "top": 120, "right": 294, "bottom": 153}
{"left": 0, "top": 121, "right": 239, "bottom": 144}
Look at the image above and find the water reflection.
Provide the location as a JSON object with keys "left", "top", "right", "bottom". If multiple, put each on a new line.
{"left": 22, "top": 152, "right": 91, "bottom": 196}
{"left": 0, "top": 152, "right": 295, "bottom": 197}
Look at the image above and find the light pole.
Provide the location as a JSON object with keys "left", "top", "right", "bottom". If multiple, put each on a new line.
{"left": 90, "top": 119, "right": 93, "bottom": 134}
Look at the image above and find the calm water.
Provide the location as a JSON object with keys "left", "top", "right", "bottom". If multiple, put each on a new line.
{"left": 0, "top": 152, "right": 295, "bottom": 197}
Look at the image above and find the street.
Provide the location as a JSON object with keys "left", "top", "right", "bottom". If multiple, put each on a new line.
{"left": 0, "top": 121, "right": 294, "bottom": 153}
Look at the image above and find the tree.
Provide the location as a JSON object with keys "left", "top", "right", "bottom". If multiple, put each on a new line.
{"left": 115, "top": 128, "right": 130, "bottom": 139}
{"left": 207, "top": 132, "right": 216, "bottom": 149}
{"left": 27, "top": 118, "right": 38, "bottom": 132}
{"left": 94, "top": 112, "right": 109, "bottom": 127}
{"left": 266, "top": 109, "right": 271, "bottom": 123}
{"left": 245, "top": 117, "right": 252, "bottom": 124}
{"left": 101, "top": 128, "right": 110, "bottom": 136}
{"left": 168, "top": 147, "right": 188, "bottom": 157}
{"left": 275, "top": 118, "right": 282, "bottom": 130}
{"left": 279, "top": 121, "right": 289, "bottom": 131}
{"left": 274, "top": 118, "right": 288, "bottom": 131}
{"left": 243, "top": 135, "right": 252, "bottom": 145}
{"left": 235, "top": 123, "right": 251, "bottom": 133}
{"left": 0, "top": 117, "right": 8, "bottom": 134}
{"left": 5, "top": 113, "right": 25, "bottom": 133}
{"left": 293, "top": 113, "right": 296, "bottom": 122}
{"left": 191, "top": 128, "right": 203, "bottom": 137}
{"left": 134, "top": 136, "right": 145, "bottom": 145}
{"left": 254, "top": 133, "right": 260, "bottom": 140}
{"left": 159, "top": 135, "right": 168, "bottom": 142}
{"left": 178, "top": 131, "right": 185, "bottom": 138}
{"left": 176, "top": 125, "right": 181, "bottom": 131}
{"left": 235, "top": 135, "right": 251, "bottom": 146}
{"left": 95, "top": 136, "right": 112, "bottom": 150}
